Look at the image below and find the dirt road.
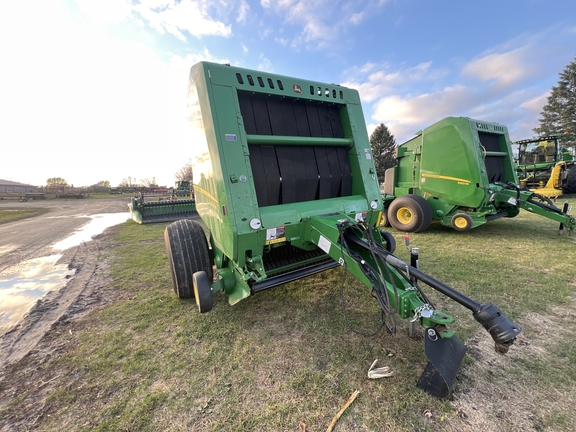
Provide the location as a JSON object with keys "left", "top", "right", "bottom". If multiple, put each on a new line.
{"left": 0, "top": 199, "right": 127, "bottom": 273}
{"left": 0, "top": 198, "right": 129, "bottom": 369}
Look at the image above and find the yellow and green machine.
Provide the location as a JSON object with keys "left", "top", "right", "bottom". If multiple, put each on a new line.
{"left": 515, "top": 134, "right": 576, "bottom": 198}
{"left": 163, "top": 62, "right": 521, "bottom": 398}
{"left": 381, "top": 117, "right": 575, "bottom": 234}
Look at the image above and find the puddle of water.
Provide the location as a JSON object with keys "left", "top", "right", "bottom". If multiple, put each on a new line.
{"left": 0, "top": 255, "right": 75, "bottom": 330}
{"left": 52, "top": 212, "right": 130, "bottom": 250}
{"left": 0, "top": 212, "right": 130, "bottom": 330}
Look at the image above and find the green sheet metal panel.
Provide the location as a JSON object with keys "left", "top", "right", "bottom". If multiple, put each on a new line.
{"left": 418, "top": 117, "right": 486, "bottom": 208}
{"left": 188, "top": 61, "right": 382, "bottom": 267}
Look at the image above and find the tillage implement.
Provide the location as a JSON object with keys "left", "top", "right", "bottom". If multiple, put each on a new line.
{"left": 164, "top": 62, "right": 521, "bottom": 398}
{"left": 129, "top": 189, "right": 198, "bottom": 224}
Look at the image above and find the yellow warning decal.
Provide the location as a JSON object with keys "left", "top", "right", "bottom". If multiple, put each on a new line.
{"left": 421, "top": 173, "right": 470, "bottom": 185}
{"left": 266, "top": 226, "right": 286, "bottom": 245}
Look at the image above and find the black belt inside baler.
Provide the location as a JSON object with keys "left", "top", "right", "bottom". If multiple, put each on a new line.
{"left": 249, "top": 144, "right": 352, "bottom": 207}
{"left": 239, "top": 90, "right": 352, "bottom": 207}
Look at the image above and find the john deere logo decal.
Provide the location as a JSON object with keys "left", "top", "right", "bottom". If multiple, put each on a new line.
{"left": 292, "top": 84, "right": 302, "bottom": 94}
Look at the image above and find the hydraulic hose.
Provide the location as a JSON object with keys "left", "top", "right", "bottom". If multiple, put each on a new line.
{"left": 343, "top": 230, "right": 521, "bottom": 348}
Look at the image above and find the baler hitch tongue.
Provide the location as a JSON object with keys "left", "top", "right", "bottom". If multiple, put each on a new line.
{"left": 473, "top": 303, "right": 521, "bottom": 354}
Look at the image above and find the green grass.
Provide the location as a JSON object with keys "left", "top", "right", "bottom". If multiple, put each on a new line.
{"left": 86, "top": 192, "right": 131, "bottom": 199}
{"left": 10, "top": 196, "right": 576, "bottom": 431}
{"left": 0, "top": 207, "right": 50, "bottom": 224}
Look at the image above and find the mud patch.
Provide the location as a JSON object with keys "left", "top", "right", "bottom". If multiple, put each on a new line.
{"left": 0, "top": 227, "right": 121, "bottom": 372}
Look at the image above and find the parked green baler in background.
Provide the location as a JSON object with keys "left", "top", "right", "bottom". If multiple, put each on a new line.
{"left": 164, "top": 62, "right": 521, "bottom": 398}
{"left": 381, "top": 117, "right": 575, "bottom": 234}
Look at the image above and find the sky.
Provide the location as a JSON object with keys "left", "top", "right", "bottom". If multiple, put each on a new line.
{"left": 1, "top": 0, "right": 575, "bottom": 188}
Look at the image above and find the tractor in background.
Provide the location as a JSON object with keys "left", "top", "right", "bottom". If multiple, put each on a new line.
{"left": 515, "top": 134, "right": 576, "bottom": 198}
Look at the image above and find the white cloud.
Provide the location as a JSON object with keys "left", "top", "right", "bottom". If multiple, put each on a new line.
{"left": 73, "top": 0, "right": 133, "bottom": 24}
{"left": 260, "top": 0, "right": 389, "bottom": 50}
{"left": 520, "top": 92, "right": 548, "bottom": 115}
{"left": 350, "top": 12, "right": 363, "bottom": 25}
{"left": 370, "top": 83, "right": 550, "bottom": 143}
{"left": 342, "top": 61, "right": 445, "bottom": 103}
{"left": 73, "top": 0, "right": 233, "bottom": 40}
{"left": 258, "top": 56, "right": 275, "bottom": 73}
{"left": 274, "top": 37, "right": 289, "bottom": 46}
{"left": 462, "top": 47, "right": 538, "bottom": 87}
{"left": 0, "top": 0, "right": 226, "bottom": 187}
{"left": 237, "top": 0, "right": 250, "bottom": 23}
{"left": 371, "top": 85, "right": 477, "bottom": 141}
{"left": 133, "top": 1, "right": 232, "bottom": 40}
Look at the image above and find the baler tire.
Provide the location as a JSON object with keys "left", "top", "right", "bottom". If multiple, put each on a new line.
{"left": 388, "top": 195, "right": 433, "bottom": 233}
{"left": 451, "top": 213, "right": 473, "bottom": 232}
{"left": 562, "top": 165, "right": 576, "bottom": 194}
{"left": 379, "top": 229, "right": 396, "bottom": 254}
{"left": 380, "top": 208, "right": 391, "bottom": 227}
{"left": 193, "top": 271, "right": 213, "bottom": 313}
{"left": 164, "top": 219, "right": 213, "bottom": 299}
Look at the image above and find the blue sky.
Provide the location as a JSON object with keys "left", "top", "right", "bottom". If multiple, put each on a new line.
{"left": 1, "top": 0, "right": 575, "bottom": 187}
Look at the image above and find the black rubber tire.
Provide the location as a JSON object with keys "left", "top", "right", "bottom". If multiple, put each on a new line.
{"left": 380, "top": 208, "right": 391, "bottom": 227}
{"left": 562, "top": 165, "right": 576, "bottom": 194}
{"left": 450, "top": 213, "right": 473, "bottom": 232}
{"left": 164, "top": 219, "right": 212, "bottom": 299}
{"left": 379, "top": 229, "right": 396, "bottom": 254}
{"left": 388, "top": 195, "right": 433, "bottom": 233}
{"left": 193, "top": 271, "right": 213, "bottom": 313}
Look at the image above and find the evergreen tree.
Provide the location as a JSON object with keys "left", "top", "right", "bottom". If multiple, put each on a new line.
{"left": 534, "top": 56, "right": 576, "bottom": 149}
{"left": 370, "top": 123, "right": 397, "bottom": 182}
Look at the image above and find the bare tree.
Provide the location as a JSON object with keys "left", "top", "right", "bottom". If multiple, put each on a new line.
{"left": 175, "top": 159, "right": 193, "bottom": 182}
{"left": 140, "top": 177, "right": 158, "bottom": 187}
{"left": 118, "top": 176, "right": 137, "bottom": 188}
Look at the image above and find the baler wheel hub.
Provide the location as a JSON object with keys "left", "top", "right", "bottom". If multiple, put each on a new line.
{"left": 396, "top": 207, "right": 413, "bottom": 224}
{"left": 451, "top": 213, "right": 473, "bottom": 231}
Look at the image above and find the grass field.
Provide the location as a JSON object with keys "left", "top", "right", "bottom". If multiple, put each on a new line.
{"left": 3, "top": 197, "right": 576, "bottom": 431}
{"left": 0, "top": 207, "right": 50, "bottom": 224}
